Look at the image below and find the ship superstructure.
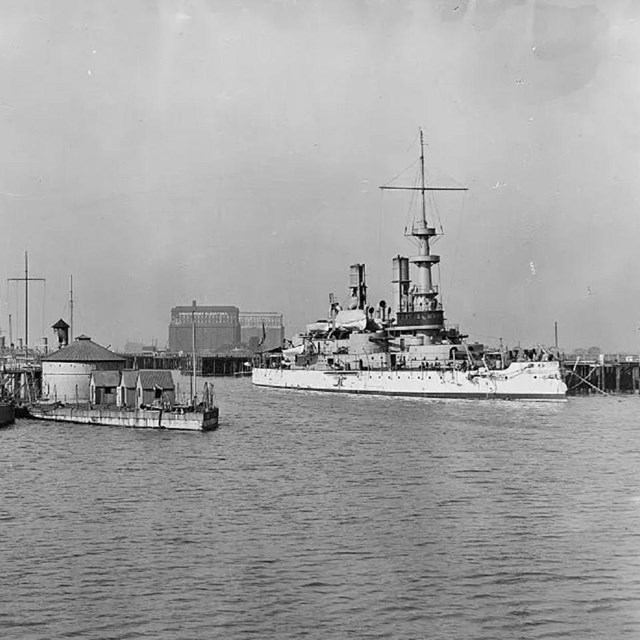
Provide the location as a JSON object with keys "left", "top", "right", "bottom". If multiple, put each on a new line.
{"left": 252, "top": 131, "right": 567, "bottom": 400}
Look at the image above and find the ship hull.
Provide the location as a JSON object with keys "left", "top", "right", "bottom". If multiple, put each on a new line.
{"left": 28, "top": 406, "right": 219, "bottom": 431}
{"left": 0, "top": 402, "right": 15, "bottom": 427}
{"left": 252, "top": 363, "right": 567, "bottom": 401}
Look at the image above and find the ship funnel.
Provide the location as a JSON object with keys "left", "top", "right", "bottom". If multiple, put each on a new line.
{"left": 392, "top": 256, "right": 410, "bottom": 312}
{"left": 349, "top": 264, "right": 367, "bottom": 310}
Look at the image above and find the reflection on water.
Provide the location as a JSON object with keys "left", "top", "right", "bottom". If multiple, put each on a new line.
{"left": 2, "top": 380, "right": 640, "bottom": 639}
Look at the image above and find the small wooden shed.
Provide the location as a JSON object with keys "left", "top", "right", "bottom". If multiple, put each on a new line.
{"left": 136, "top": 370, "right": 175, "bottom": 407}
{"left": 117, "top": 370, "right": 138, "bottom": 408}
{"left": 90, "top": 370, "right": 121, "bottom": 406}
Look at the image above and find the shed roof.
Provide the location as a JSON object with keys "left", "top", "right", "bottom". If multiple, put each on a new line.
{"left": 120, "top": 370, "right": 138, "bottom": 388}
{"left": 137, "top": 370, "right": 175, "bottom": 390}
{"left": 52, "top": 318, "right": 70, "bottom": 329}
{"left": 91, "top": 371, "right": 121, "bottom": 387}
{"left": 42, "top": 335, "right": 125, "bottom": 363}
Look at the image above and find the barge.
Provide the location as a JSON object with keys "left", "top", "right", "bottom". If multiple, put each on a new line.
{"left": 28, "top": 403, "right": 218, "bottom": 431}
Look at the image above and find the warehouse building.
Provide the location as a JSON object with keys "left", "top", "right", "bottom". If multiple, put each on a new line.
{"left": 168, "top": 302, "right": 284, "bottom": 354}
{"left": 168, "top": 301, "right": 241, "bottom": 353}
{"left": 239, "top": 312, "right": 285, "bottom": 352}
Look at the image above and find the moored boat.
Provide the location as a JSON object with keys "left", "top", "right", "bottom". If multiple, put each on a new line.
{"left": 252, "top": 130, "right": 567, "bottom": 401}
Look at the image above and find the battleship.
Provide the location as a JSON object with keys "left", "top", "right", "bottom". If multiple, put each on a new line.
{"left": 253, "top": 130, "right": 567, "bottom": 400}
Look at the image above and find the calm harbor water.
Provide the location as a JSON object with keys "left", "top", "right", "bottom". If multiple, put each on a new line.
{"left": 2, "top": 379, "right": 640, "bottom": 639}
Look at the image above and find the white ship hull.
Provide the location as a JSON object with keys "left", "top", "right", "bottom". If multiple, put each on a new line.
{"left": 253, "top": 361, "right": 567, "bottom": 400}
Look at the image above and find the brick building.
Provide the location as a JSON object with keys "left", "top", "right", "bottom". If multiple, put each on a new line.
{"left": 168, "top": 302, "right": 284, "bottom": 354}
{"left": 240, "top": 312, "right": 285, "bottom": 352}
{"left": 168, "top": 301, "right": 241, "bottom": 353}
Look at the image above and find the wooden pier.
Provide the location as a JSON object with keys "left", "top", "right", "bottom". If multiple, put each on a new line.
{"left": 121, "top": 352, "right": 251, "bottom": 377}
{"left": 563, "top": 356, "right": 640, "bottom": 395}
{"left": 1, "top": 362, "right": 42, "bottom": 402}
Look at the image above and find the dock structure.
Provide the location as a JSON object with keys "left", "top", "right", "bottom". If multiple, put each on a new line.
{"left": 121, "top": 352, "right": 251, "bottom": 377}
{"left": 563, "top": 356, "right": 640, "bottom": 395}
{"left": 1, "top": 354, "right": 43, "bottom": 401}
{"left": 3, "top": 349, "right": 640, "bottom": 392}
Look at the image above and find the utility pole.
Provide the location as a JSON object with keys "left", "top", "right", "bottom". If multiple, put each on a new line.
{"left": 8, "top": 252, "right": 45, "bottom": 347}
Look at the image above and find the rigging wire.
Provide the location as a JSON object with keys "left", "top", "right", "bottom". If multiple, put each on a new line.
{"left": 420, "top": 130, "right": 467, "bottom": 242}
{"left": 0, "top": 281, "right": 6, "bottom": 335}
{"left": 424, "top": 162, "right": 444, "bottom": 237}
{"left": 405, "top": 129, "right": 420, "bottom": 153}
{"left": 380, "top": 158, "right": 419, "bottom": 190}
{"left": 13, "top": 282, "right": 19, "bottom": 344}
{"left": 378, "top": 189, "right": 385, "bottom": 260}
{"left": 403, "top": 165, "right": 421, "bottom": 250}
{"left": 41, "top": 280, "right": 46, "bottom": 343}
{"left": 380, "top": 130, "right": 422, "bottom": 189}
{"left": 445, "top": 193, "right": 467, "bottom": 308}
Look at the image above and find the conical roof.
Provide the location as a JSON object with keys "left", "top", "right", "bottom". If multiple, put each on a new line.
{"left": 43, "top": 335, "right": 125, "bottom": 363}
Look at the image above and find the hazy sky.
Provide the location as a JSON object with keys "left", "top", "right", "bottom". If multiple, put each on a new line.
{"left": 1, "top": 0, "right": 639, "bottom": 351}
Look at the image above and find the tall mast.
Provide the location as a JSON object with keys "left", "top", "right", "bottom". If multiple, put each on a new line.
{"left": 70, "top": 275, "right": 74, "bottom": 342}
{"left": 419, "top": 128, "right": 427, "bottom": 227}
{"left": 380, "top": 128, "right": 467, "bottom": 340}
{"left": 8, "top": 251, "right": 45, "bottom": 347}
{"left": 414, "top": 128, "right": 437, "bottom": 307}
{"left": 191, "top": 308, "right": 197, "bottom": 405}
{"left": 24, "top": 253, "right": 28, "bottom": 347}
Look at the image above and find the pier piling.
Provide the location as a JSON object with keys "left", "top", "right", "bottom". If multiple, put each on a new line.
{"left": 563, "top": 356, "right": 640, "bottom": 395}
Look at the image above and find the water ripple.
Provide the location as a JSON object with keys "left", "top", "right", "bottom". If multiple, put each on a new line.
{"left": 2, "top": 383, "right": 640, "bottom": 638}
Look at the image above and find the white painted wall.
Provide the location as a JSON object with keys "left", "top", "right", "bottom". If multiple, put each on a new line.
{"left": 42, "top": 362, "right": 94, "bottom": 402}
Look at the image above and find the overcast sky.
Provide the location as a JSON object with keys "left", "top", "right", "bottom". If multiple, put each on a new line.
{"left": 1, "top": 0, "right": 639, "bottom": 351}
